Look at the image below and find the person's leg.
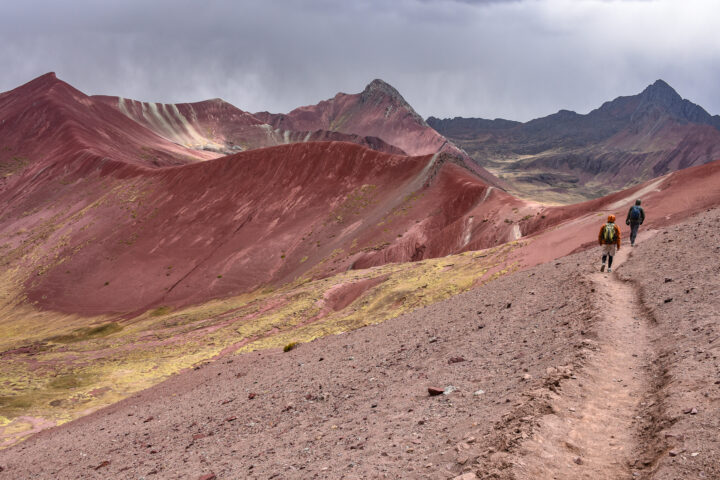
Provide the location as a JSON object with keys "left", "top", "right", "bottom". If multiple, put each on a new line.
{"left": 630, "top": 223, "right": 639, "bottom": 245}
{"left": 608, "top": 255, "right": 614, "bottom": 269}
{"left": 601, "top": 244, "right": 608, "bottom": 271}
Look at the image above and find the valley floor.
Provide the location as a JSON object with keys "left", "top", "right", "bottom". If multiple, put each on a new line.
{"left": 0, "top": 209, "right": 718, "bottom": 479}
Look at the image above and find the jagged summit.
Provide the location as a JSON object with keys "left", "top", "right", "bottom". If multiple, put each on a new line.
{"left": 638, "top": 79, "right": 683, "bottom": 109}
{"left": 360, "top": 78, "right": 426, "bottom": 125}
{"left": 641, "top": 79, "right": 680, "bottom": 97}
{"left": 361, "top": 79, "right": 404, "bottom": 102}
{"left": 635, "top": 79, "right": 720, "bottom": 127}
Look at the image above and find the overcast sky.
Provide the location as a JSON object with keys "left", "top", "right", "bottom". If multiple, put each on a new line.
{"left": 1, "top": 0, "right": 719, "bottom": 121}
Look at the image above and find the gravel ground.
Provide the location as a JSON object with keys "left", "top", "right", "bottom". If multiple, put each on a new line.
{"left": 0, "top": 248, "right": 598, "bottom": 479}
{"left": 1, "top": 208, "right": 718, "bottom": 480}
{"left": 617, "top": 207, "right": 720, "bottom": 479}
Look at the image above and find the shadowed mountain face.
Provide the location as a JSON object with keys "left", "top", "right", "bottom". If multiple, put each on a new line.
{"left": 428, "top": 80, "right": 720, "bottom": 203}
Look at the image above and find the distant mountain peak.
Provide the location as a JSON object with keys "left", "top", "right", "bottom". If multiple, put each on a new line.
{"left": 360, "top": 78, "right": 425, "bottom": 125}
{"left": 361, "top": 79, "right": 409, "bottom": 107}
{"left": 640, "top": 79, "right": 682, "bottom": 104}
{"left": 633, "top": 79, "right": 720, "bottom": 128}
{"left": 362, "top": 78, "right": 402, "bottom": 97}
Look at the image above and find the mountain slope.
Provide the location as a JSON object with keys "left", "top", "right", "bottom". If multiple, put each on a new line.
{"left": 255, "top": 79, "right": 503, "bottom": 187}
{"left": 0, "top": 73, "right": 216, "bottom": 177}
{"left": 1, "top": 140, "right": 530, "bottom": 316}
{"left": 2, "top": 72, "right": 720, "bottom": 455}
{"left": 429, "top": 80, "right": 720, "bottom": 203}
{"left": 93, "top": 95, "right": 406, "bottom": 156}
{"left": 2, "top": 206, "right": 718, "bottom": 479}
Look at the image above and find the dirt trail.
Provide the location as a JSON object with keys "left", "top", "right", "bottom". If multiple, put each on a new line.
{"left": 513, "top": 245, "right": 656, "bottom": 479}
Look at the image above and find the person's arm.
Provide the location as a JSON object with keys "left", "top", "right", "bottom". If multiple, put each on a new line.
{"left": 615, "top": 225, "right": 621, "bottom": 248}
{"left": 626, "top": 208, "right": 631, "bottom": 225}
{"left": 640, "top": 208, "right": 645, "bottom": 224}
{"left": 599, "top": 226, "right": 604, "bottom": 245}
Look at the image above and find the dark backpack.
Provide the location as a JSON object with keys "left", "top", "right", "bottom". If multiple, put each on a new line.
{"left": 629, "top": 205, "right": 642, "bottom": 221}
{"left": 602, "top": 223, "right": 617, "bottom": 243}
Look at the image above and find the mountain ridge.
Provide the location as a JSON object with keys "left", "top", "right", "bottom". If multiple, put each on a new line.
{"left": 428, "top": 79, "right": 720, "bottom": 202}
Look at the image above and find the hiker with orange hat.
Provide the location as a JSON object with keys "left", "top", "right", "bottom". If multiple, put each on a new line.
{"left": 598, "top": 214, "right": 621, "bottom": 272}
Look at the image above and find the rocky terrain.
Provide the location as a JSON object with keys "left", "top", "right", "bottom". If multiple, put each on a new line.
{"left": 1, "top": 207, "right": 717, "bottom": 479}
{"left": 1, "top": 72, "right": 719, "bottom": 478}
{"left": 429, "top": 80, "right": 720, "bottom": 203}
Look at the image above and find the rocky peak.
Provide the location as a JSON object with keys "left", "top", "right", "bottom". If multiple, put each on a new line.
{"left": 635, "top": 79, "right": 720, "bottom": 128}
{"left": 360, "top": 79, "right": 426, "bottom": 125}
{"left": 639, "top": 79, "right": 682, "bottom": 108}
{"left": 361, "top": 79, "right": 404, "bottom": 102}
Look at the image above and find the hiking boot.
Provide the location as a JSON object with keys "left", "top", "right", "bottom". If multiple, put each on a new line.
{"left": 607, "top": 268, "right": 612, "bottom": 273}
{"left": 600, "top": 264, "right": 605, "bottom": 272}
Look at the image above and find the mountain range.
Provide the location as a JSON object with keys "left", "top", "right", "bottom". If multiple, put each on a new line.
{"left": 429, "top": 79, "right": 720, "bottom": 203}
{"left": 1, "top": 72, "right": 720, "bottom": 474}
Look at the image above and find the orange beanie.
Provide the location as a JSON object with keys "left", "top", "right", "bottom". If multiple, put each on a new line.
{"left": 608, "top": 214, "right": 616, "bottom": 222}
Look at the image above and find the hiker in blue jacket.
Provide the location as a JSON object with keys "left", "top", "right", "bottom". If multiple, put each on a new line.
{"left": 625, "top": 199, "right": 645, "bottom": 247}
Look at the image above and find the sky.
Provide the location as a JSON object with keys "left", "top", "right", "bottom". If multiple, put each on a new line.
{"left": 1, "top": 0, "right": 719, "bottom": 122}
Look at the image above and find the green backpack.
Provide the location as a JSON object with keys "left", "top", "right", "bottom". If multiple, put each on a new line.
{"left": 602, "top": 223, "right": 617, "bottom": 243}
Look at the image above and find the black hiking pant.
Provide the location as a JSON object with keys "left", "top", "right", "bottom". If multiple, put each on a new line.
{"left": 629, "top": 222, "right": 640, "bottom": 245}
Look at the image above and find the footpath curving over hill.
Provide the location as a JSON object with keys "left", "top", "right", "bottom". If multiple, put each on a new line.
{"left": 1, "top": 208, "right": 717, "bottom": 479}
{"left": 1, "top": 72, "right": 720, "bottom": 464}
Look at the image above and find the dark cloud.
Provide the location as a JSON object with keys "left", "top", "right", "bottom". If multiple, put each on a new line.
{"left": 1, "top": 0, "right": 718, "bottom": 121}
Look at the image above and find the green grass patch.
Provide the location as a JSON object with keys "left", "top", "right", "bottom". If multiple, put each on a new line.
{"left": 47, "top": 322, "right": 123, "bottom": 344}
{"left": 149, "top": 306, "right": 172, "bottom": 317}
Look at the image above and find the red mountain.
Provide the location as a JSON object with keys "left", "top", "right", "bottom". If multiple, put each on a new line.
{"left": 254, "top": 79, "right": 502, "bottom": 187}
{"left": 0, "top": 74, "right": 526, "bottom": 316}
{"left": 0, "top": 73, "right": 215, "bottom": 177}
{"left": 428, "top": 80, "right": 720, "bottom": 202}
{"left": 93, "top": 95, "right": 405, "bottom": 156}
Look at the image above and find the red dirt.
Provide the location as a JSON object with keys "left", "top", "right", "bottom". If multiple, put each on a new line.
{"left": 93, "top": 95, "right": 406, "bottom": 156}
{"left": 2, "top": 73, "right": 720, "bottom": 479}
{"left": 0, "top": 73, "right": 215, "bottom": 171}
{"left": 254, "top": 79, "right": 503, "bottom": 187}
{"left": 3, "top": 207, "right": 717, "bottom": 479}
{"left": 4, "top": 78, "right": 720, "bottom": 318}
{"left": 322, "top": 275, "right": 389, "bottom": 313}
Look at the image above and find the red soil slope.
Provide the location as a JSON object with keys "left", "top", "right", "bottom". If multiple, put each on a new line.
{"left": 254, "top": 79, "right": 502, "bottom": 187}
{"left": 505, "top": 158, "right": 720, "bottom": 271}
{"left": 2, "top": 72, "right": 719, "bottom": 321}
{"left": 0, "top": 73, "right": 215, "bottom": 175}
{"left": 1, "top": 139, "right": 531, "bottom": 316}
{"left": 0, "top": 74, "right": 517, "bottom": 317}
{"left": 3, "top": 207, "right": 718, "bottom": 479}
{"left": 93, "top": 96, "right": 405, "bottom": 156}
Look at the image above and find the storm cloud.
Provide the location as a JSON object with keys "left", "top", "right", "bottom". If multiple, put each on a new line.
{"left": 1, "top": 0, "right": 719, "bottom": 121}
